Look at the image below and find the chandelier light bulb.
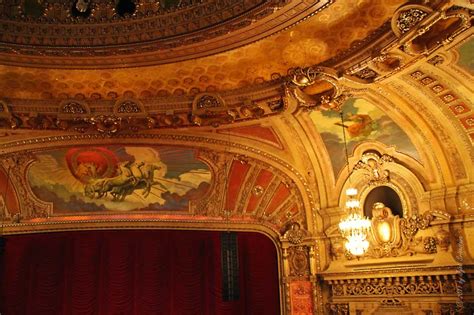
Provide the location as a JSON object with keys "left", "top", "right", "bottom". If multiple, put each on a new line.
{"left": 346, "top": 187, "right": 358, "bottom": 197}
{"left": 339, "top": 186, "right": 371, "bottom": 256}
{"left": 345, "top": 199, "right": 360, "bottom": 209}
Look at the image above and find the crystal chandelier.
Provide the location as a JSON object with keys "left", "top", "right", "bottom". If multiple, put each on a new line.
{"left": 339, "top": 188, "right": 371, "bottom": 256}
{"left": 337, "top": 112, "right": 371, "bottom": 256}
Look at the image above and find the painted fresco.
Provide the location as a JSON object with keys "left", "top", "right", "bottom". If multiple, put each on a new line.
{"left": 310, "top": 98, "right": 420, "bottom": 177}
{"left": 28, "top": 146, "right": 212, "bottom": 212}
{"left": 456, "top": 38, "right": 474, "bottom": 75}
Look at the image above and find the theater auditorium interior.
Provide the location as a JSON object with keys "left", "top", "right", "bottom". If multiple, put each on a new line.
{"left": 0, "top": 0, "right": 473, "bottom": 314}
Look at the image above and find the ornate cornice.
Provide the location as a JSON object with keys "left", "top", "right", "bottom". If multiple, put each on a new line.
{"left": 0, "top": 83, "right": 287, "bottom": 133}
{"left": 0, "top": 0, "right": 332, "bottom": 68}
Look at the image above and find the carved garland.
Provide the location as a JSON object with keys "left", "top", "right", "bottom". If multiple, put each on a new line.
{"left": 0, "top": 94, "right": 285, "bottom": 133}
{"left": 327, "top": 274, "right": 466, "bottom": 297}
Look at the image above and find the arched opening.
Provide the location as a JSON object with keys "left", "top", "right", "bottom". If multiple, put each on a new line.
{"left": 363, "top": 186, "right": 403, "bottom": 218}
{"left": 0, "top": 229, "right": 280, "bottom": 314}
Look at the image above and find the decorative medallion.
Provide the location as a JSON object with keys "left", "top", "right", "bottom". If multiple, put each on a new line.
{"left": 396, "top": 9, "right": 428, "bottom": 34}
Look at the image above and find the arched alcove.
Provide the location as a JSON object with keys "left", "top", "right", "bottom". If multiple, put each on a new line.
{"left": 363, "top": 186, "right": 403, "bottom": 218}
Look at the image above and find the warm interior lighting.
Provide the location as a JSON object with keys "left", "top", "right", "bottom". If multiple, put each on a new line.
{"left": 337, "top": 111, "right": 371, "bottom": 256}
{"left": 339, "top": 188, "right": 371, "bottom": 256}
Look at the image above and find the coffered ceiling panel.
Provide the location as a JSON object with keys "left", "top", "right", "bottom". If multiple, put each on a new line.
{"left": 0, "top": 0, "right": 404, "bottom": 100}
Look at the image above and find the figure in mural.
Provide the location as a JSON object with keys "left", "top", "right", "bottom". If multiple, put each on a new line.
{"left": 335, "top": 113, "right": 379, "bottom": 138}
{"left": 309, "top": 98, "right": 420, "bottom": 177}
{"left": 28, "top": 146, "right": 212, "bottom": 212}
{"left": 84, "top": 161, "right": 168, "bottom": 201}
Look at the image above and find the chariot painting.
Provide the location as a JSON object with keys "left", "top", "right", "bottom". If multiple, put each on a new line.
{"left": 28, "top": 146, "right": 212, "bottom": 212}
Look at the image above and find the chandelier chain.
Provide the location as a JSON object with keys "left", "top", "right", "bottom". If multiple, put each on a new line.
{"left": 340, "top": 111, "right": 352, "bottom": 184}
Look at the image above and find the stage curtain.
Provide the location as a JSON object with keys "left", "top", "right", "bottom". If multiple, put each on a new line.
{"left": 0, "top": 230, "right": 280, "bottom": 315}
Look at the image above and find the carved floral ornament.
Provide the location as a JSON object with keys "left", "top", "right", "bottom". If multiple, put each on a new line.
{"left": 0, "top": 100, "right": 20, "bottom": 128}
{"left": 353, "top": 151, "right": 393, "bottom": 186}
{"left": 0, "top": 93, "right": 283, "bottom": 133}
{"left": 190, "top": 93, "right": 267, "bottom": 127}
{"left": 287, "top": 66, "right": 348, "bottom": 112}
{"left": 394, "top": 6, "right": 431, "bottom": 36}
{"left": 283, "top": 222, "right": 308, "bottom": 245}
{"left": 339, "top": 4, "right": 471, "bottom": 84}
{"left": 114, "top": 99, "right": 144, "bottom": 115}
{"left": 327, "top": 274, "right": 463, "bottom": 297}
{"left": 59, "top": 100, "right": 90, "bottom": 116}
{"left": 391, "top": 4, "right": 471, "bottom": 56}
{"left": 329, "top": 207, "right": 451, "bottom": 261}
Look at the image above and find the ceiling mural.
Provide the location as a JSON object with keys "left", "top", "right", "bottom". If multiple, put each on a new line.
{"left": 456, "top": 37, "right": 474, "bottom": 75}
{"left": 310, "top": 98, "right": 420, "bottom": 177}
{"left": 27, "top": 146, "right": 212, "bottom": 212}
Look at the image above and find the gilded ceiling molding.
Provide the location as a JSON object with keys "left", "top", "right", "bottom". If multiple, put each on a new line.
{"left": 401, "top": 70, "right": 472, "bottom": 179}
{"left": 386, "top": 80, "right": 468, "bottom": 185}
{"left": 0, "top": 86, "right": 287, "bottom": 132}
{"left": 414, "top": 46, "right": 474, "bottom": 148}
{"left": 287, "top": 66, "right": 349, "bottom": 113}
{"left": 259, "top": 113, "right": 328, "bottom": 239}
{"left": 285, "top": 109, "right": 337, "bottom": 212}
{"left": 340, "top": 3, "right": 472, "bottom": 84}
{"left": 0, "top": 0, "right": 332, "bottom": 68}
{"left": 409, "top": 69, "right": 473, "bottom": 141}
{"left": 396, "top": 4, "right": 471, "bottom": 56}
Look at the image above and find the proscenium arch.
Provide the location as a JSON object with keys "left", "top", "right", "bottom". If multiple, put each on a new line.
{"left": 0, "top": 131, "right": 319, "bottom": 235}
{"left": 1, "top": 222, "right": 285, "bottom": 314}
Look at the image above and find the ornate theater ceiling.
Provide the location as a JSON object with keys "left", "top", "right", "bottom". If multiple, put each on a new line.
{"left": 0, "top": 0, "right": 404, "bottom": 99}
{"left": 0, "top": 0, "right": 472, "bottom": 252}
{"left": 0, "top": 1, "right": 473, "bottom": 312}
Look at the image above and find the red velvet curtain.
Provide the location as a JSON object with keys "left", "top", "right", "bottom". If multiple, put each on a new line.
{"left": 0, "top": 230, "right": 280, "bottom": 315}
